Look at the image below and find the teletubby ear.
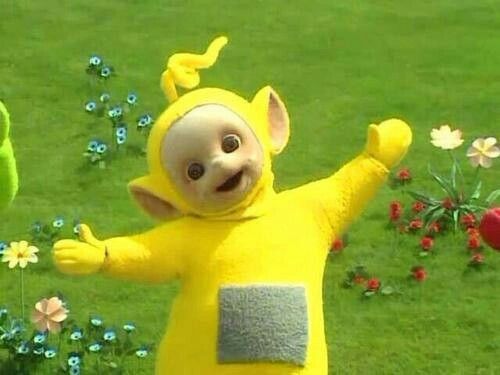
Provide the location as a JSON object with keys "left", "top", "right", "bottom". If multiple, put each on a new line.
{"left": 252, "top": 86, "right": 290, "bottom": 154}
{"left": 128, "top": 176, "right": 182, "bottom": 221}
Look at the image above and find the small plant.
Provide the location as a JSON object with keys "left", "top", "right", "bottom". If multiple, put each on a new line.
{"left": 82, "top": 55, "right": 155, "bottom": 168}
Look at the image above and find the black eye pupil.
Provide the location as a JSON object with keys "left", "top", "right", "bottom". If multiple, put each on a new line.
{"left": 222, "top": 135, "right": 240, "bottom": 153}
{"left": 188, "top": 163, "right": 204, "bottom": 180}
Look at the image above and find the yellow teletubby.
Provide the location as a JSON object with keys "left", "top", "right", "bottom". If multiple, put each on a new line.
{"left": 54, "top": 37, "right": 412, "bottom": 375}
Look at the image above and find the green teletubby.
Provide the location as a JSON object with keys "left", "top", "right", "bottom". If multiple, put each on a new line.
{"left": 0, "top": 101, "right": 18, "bottom": 209}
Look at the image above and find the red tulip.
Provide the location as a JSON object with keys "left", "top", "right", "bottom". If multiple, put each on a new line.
{"left": 412, "top": 201, "right": 426, "bottom": 213}
{"left": 479, "top": 207, "right": 500, "bottom": 250}
{"left": 470, "top": 252, "right": 484, "bottom": 264}
{"left": 397, "top": 168, "right": 411, "bottom": 182}
{"left": 442, "top": 197, "right": 454, "bottom": 210}
{"left": 427, "top": 222, "right": 441, "bottom": 234}
{"left": 461, "top": 213, "right": 476, "bottom": 229}
{"left": 412, "top": 266, "right": 427, "bottom": 282}
{"left": 409, "top": 219, "right": 423, "bottom": 230}
{"left": 366, "top": 278, "right": 380, "bottom": 291}
{"left": 420, "top": 236, "right": 434, "bottom": 251}
{"left": 467, "top": 235, "right": 481, "bottom": 250}
{"left": 389, "top": 201, "right": 403, "bottom": 222}
{"left": 331, "top": 238, "right": 344, "bottom": 252}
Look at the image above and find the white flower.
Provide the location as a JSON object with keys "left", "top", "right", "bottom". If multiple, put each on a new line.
{"left": 430, "top": 125, "right": 464, "bottom": 150}
{"left": 466, "top": 137, "right": 500, "bottom": 168}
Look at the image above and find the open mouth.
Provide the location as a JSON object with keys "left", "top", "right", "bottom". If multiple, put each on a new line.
{"left": 216, "top": 170, "right": 244, "bottom": 192}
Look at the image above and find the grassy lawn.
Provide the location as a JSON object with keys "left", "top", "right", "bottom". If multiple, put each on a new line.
{"left": 1, "top": 0, "right": 499, "bottom": 373}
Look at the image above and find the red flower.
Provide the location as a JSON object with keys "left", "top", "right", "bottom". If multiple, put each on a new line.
{"left": 441, "top": 197, "right": 454, "bottom": 210}
{"left": 396, "top": 168, "right": 412, "bottom": 182}
{"left": 412, "top": 201, "right": 426, "bottom": 213}
{"left": 479, "top": 207, "right": 500, "bottom": 251}
{"left": 331, "top": 238, "right": 344, "bottom": 252}
{"left": 467, "top": 227, "right": 480, "bottom": 237}
{"left": 389, "top": 201, "right": 403, "bottom": 222}
{"left": 461, "top": 213, "right": 476, "bottom": 229}
{"left": 427, "top": 221, "right": 441, "bottom": 234}
{"left": 467, "top": 235, "right": 481, "bottom": 250}
{"left": 409, "top": 219, "right": 423, "bottom": 230}
{"left": 366, "top": 277, "right": 380, "bottom": 291}
{"left": 420, "top": 236, "right": 434, "bottom": 251}
{"left": 470, "top": 252, "right": 484, "bottom": 264}
{"left": 412, "top": 266, "right": 427, "bottom": 282}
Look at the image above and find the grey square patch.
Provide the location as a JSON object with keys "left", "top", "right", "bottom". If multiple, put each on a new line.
{"left": 218, "top": 284, "right": 308, "bottom": 366}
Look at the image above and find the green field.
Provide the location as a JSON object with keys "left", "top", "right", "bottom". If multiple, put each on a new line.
{"left": 1, "top": 1, "right": 499, "bottom": 374}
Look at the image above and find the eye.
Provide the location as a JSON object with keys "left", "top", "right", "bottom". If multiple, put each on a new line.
{"left": 222, "top": 134, "right": 241, "bottom": 153}
{"left": 187, "top": 162, "right": 205, "bottom": 180}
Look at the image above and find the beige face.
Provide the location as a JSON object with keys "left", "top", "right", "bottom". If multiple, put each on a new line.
{"left": 161, "top": 104, "right": 264, "bottom": 213}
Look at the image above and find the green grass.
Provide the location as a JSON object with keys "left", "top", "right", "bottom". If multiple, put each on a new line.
{"left": 1, "top": 0, "right": 500, "bottom": 373}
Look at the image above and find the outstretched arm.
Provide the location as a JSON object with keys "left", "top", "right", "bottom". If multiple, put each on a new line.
{"left": 294, "top": 119, "right": 412, "bottom": 240}
{"left": 0, "top": 101, "right": 18, "bottom": 210}
{"left": 53, "top": 221, "right": 188, "bottom": 283}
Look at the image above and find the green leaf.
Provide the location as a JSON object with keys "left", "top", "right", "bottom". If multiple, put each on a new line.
{"left": 470, "top": 180, "right": 482, "bottom": 201}
{"left": 381, "top": 286, "right": 394, "bottom": 295}
{"left": 428, "top": 164, "right": 458, "bottom": 201}
{"left": 407, "top": 191, "right": 439, "bottom": 205}
{"left": 419, "top": 251, "right": 429, "bottom": 257}
{"left": 450, "top": 162, "right": 457, "bottom": 190}
{"left": 452, "top": 210, "right": 459, "bottom": 230}
{"left": 423, "top": 206, "right": 445, "bottom": 226}
{"left": 485, "top": 189, "right": 500, "bottom": 206}
{"left": 363, "top": 290, "right": 376, "bottom": 297}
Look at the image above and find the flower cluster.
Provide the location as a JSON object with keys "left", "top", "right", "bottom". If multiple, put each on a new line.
{"left": 341, "top": 265, "right": 395, "bottom": 297}
{"left": 30, "top": 216, "right": 80, "bottom": 245}
{"left": 0, "top": 299, "right": 153, "bottom": 374}
{"left": 82, "top": 55, "right": 155, "bottom": 168}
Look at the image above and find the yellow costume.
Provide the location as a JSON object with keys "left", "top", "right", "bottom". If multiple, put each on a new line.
{"left": 54, "top": 37, "right": 412, "bottom": 375}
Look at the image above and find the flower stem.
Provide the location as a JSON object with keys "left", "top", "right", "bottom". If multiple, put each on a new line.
{"left": 448, "top": 150, "right": 465, "bottom": 195}
{"left": 20, "top": 268, "right": 25, "bottom": 322}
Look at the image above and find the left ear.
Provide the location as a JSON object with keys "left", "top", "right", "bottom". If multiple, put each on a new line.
{"left": 252, "top": 86, "right": 290, "bottom": 154}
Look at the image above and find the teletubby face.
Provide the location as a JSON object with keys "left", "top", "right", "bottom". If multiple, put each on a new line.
{"left": 161, "top": 104, "right": 264, "bottom": 213}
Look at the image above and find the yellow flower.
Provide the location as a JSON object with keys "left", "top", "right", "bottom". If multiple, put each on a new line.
{"left": 1, "top": 241, "right": 39, "bottom": 269}
{"left": 466, "top": 137, "right": 500, "bottom": 168}
{"left": 430, "top": 125, "right": 464, "bottom": 150}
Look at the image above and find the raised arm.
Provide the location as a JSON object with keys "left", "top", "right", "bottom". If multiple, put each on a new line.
{"left": 0, "top": 101, "right": 18, "bottom": 209}
{"left": 293, "top": 119, "right": 412, "bottom": 240}
{"left": 53, "top": 221, "right": 188, "bottom": 283}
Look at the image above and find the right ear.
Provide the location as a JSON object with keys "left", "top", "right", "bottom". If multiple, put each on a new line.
{"left": 128, "top": 176, "right": 182, "bottom": 221}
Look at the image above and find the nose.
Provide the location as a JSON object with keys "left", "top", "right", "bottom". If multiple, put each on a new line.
{"left": 211, "top": 154, "right": 240, "bottom": 174}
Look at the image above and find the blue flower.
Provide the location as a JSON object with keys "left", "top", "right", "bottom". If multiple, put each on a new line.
{"left": 85, "top": 101, "right": 97, "bottom": 113}
{"left": 17, "top": 341, "right": 30, "bottom": 354}
{"left": 44, "top": 347, "right": 57, "bottom": 359}
{"left": 123, "top": 322, "right": 136, "bottom": 333}
{"left": 32, "top": 221, "right": 43, "bottom": 233}
{"left": 0, "top": 242, "right": 7, "bottom": 255}
{"left": 116, "top": 126, "right": 127, "bottom": 138}
{"left": 33, "top": 331, "right": 47, "bottom": 344}
{"left": 90, "top": 315, "right": 103, "bottom": 327}
{"left": 70, "top": 327, "right": 83, "bottom": 341}
{"left": 89, "top": 55, "right": 102, "bottom": 67}
{"left": 87, "top": 140, "right": 99, "bottom": 152}
{"left": 9, "top": 322, "right": 22, "bottom": 336}
{"left": 126, "top": 93, "right": 138, "bottom": 105}
{"left": 33, "top": 346, "right": 44, "bottom": 355}
{"left": 108, "top": 106, "right": 123, "bottom": 119}
{"left": 0, "top": 307, "right": 7, "bottom": 318}
{"left": 116, "top": 135, "right": 127, "bottom": 145}
{"left": 137, "top": 114, "right": 153, "bottom": 128}
{"left": 67, "top": 352, "right": 81, "bottom": 367}
{"left": 100, "top": 66, "right": 112, "bottom": 78}
{"left": 52, "top": 217, "right": 65, "bottom": 228}
{"left": 103, "top": 328, "right": 116, "bottom": 342}
{"left": 69, "top": 365, "right": 81, "bottom": 375}
{"left": 135, "top": 346, "right": 149, "bottom": 358}
{"left": 99, "top": 93, "right": 110, "bottom": 103}
{"left": 73, "top": 221, "right": 81, "bottom": 236}
{"left": 88, "top": 342, "right": 102, "bottom": 352}
{"left": 96, "top": 143, "right": 108, "bottom": 155}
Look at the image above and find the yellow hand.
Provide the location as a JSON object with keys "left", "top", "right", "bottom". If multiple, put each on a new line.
{"left": 365, "top": 118, "right": 412, "bottom": 169}
{"left": 53, "top": 224, "right": 106, "bottom": 275}
{"left": 0, "top": 101, "right": 10, "bottom": 144}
